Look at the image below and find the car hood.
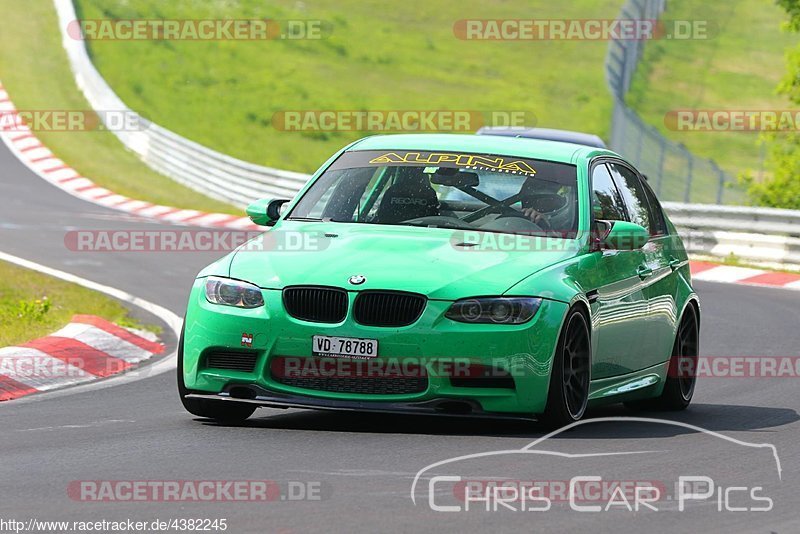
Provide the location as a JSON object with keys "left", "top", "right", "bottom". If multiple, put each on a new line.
{"left": 227, "top": 221, "right": 581, "bottom": 300}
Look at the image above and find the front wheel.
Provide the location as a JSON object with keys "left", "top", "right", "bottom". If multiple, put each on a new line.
{"left": 539, "top": 308, "right": 591, "bottom": 428}
{"left": 177, "top": 325, "right": 256, "bottom": 423}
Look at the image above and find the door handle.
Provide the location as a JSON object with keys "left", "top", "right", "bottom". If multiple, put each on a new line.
{"left": 668, "top": 257, "right": 682, "bottom": 271}
{"left": 637, "top": 265, "right": 653, "bottom": 280}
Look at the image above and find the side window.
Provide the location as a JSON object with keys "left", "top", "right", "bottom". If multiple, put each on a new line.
{"left": 640, "top": 179, "right": 668, "bottom": 236}
{"left": 591, "top": 164, "right": 627, "bottom": 221}
{"left": 607, "top": 162, "right": 651, "bottom": 233}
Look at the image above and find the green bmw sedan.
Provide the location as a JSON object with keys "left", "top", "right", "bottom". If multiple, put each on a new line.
{"left": 178, "top": 133, "right": 699, "bottom": 427}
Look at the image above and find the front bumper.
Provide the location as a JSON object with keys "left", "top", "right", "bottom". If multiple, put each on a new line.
{"left": 183, "top": 279, "right": 568, "bottom": 414}
{"left": 185, "top": 386, "right": 536, "bottom": 420}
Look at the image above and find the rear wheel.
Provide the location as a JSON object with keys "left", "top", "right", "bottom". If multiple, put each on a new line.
{"left": 626, "top": 304, "right": 699, "bottom": 412}
{"left": 177, "top": 325, "right": 256, "bottom": 423}
{"left": 539, "top": 308, "right": 591, "bottom": 428}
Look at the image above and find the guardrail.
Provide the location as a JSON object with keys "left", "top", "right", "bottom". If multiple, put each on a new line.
{"left": 605, "top": 0, "right": 746, "bottom": 205}
{"left": 53, "top": 0, "right": 309, "bottom": 207}
{"left": 54, "top": 0, "right": 800, "bottom": 268}
{"left": 664, "top": 202, "right": 800, "bottom": 268}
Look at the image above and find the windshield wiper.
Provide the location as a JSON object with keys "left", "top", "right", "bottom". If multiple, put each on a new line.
{"left": 398, "top": 221, "right": 475, "bottom": 231}
{"left": 285, "top": 216, "right": 327, "bottom": 222}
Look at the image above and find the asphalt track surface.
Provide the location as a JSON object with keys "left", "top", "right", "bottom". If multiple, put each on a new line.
{"left": 1, "top": 140, "right": 798, "bottom": 533}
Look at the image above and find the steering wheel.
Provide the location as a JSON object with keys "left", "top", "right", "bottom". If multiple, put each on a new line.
{"left": 479, "top": 215, "right": 548, "bottom": 234}
{"left": 469, "top": 194, "right": 563, "bottom": 221}
{"left": 495, "top": 210, "right": 554, "bottom": 233}
{"left": 525, "top": 193, "right": 567, "bottom": 214}
{"left": 471, "top": 203, "right": 523, "bottom": 219}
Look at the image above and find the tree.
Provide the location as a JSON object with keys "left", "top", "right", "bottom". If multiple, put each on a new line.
{"left": 741, "top": 0, "right": 800, "bottom": 209}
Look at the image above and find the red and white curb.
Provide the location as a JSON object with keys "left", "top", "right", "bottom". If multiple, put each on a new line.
{"left": 690, "top": 261, "right": 800, "bottom": 290}
{"left": 0, "top": 314, "right": 164, "bottom": 401}
{"left": 0, "top": 81, "right": 257, "bottom": 230}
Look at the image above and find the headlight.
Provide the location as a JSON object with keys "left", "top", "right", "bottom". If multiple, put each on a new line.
{"left": 445, "top": 297, "right": 541, "bottom": 324}
{"left": 205, "top": 277, "right": 264, "bottom": 308}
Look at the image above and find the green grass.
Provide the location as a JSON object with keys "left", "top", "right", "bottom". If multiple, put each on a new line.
{"left": 628, "top": 0, "right": 798, "bottom": 180}
{"left": 0, "top": 0, "right": 238, "bottom": 214}
{"left": 5, "top": 0, "right": 788, "bottom": 209}
{"left": 0, "top": 260, "right": 158, "bottom": 346}
{"left": 70, "top": 0, "right": 622, "bottom": 173}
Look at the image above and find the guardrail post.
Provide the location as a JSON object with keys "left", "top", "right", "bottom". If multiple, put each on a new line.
{"left": 682, "top": 144, "right": 693, "bottom": 203}
{"left": 713, "top": 162, "right": 725, "bottom": 204}
{"left": 616, "top": 100, "right": 627, "bottom": 152}
{"left": 655, "top": 135, "right": 666, "bottom": 195}
{"left": 634, "top": 123, "right": 644, "bottom": 165}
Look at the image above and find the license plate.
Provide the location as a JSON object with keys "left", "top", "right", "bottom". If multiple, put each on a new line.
{"left": 312, "top": 335, "right": 378, "bottom": 359}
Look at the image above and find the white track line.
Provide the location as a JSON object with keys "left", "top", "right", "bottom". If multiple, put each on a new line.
{"left": 0, "top": 251, "right": 181, "bottom": 405}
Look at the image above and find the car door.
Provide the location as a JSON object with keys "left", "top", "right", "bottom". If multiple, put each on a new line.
{"left": 587, "top": 161, "right": 650, "bottom": 379}
{"left": 606, "top": 161, "right": 677, "bottom": 372}
{"left": 640, "top": 175, "right": 682, "bottom": 366}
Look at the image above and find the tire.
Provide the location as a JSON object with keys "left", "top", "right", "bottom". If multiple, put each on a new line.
{"left": 625, "top": 304, "right": 699, "bottom": 412}
{"left": 177, "top": 324, "right": 256, "bottom": 423}
{"left": 539, "top": 307, "right": 591, "bottom": 428}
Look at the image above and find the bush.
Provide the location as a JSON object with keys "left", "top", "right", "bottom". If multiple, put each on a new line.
{"left": 16, "top": 297, "right": 52, "bottom": 321}
{"left": 742, "top": 133, "right": 800, "bottom": 209}
{"left": 749, "top": 0, "right": 800, "bottom": 208}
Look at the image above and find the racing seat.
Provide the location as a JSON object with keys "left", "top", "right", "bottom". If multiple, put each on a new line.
{"left": 375, "top": 171, "right": 440, "bottom": 224}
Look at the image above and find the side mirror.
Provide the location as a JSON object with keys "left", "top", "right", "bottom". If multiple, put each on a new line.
{"left": 595, "top": 220, "right": 649, "bottom": 250}
{"left": 246, "top": 198, "right": 289, "bottom": 226}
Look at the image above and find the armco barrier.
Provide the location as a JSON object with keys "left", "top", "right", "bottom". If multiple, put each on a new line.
{"left": 53, "top": 0, "right": 800, "bottom": 268}
{"left": 663, "top": 202, "right": 800, "bottom": 268}
{"left": 53, "top": 0, "right": 309, "bottom": 206}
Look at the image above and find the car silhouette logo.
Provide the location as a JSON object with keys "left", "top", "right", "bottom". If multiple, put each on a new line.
{"left": 348, "top": 274, "right": 366, "bottom": 285}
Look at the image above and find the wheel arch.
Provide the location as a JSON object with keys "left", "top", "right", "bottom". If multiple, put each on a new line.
{"left": 567, "top": 294, "right": 592, "bottom": 336}
{"left": 678, "top": 294, "right": 701, "bottom": 334}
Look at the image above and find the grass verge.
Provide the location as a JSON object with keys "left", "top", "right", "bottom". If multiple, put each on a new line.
{"left": 0, "top": 0, "right": 238, "bottom": 214}
{"left": 70, "top": 0, "right": 621, "bottom": 173}
{"left": 628, "top": 0, "right": 797, "bottom": 180}
{"left": 0, "top": 260, "right": 159, "bottom": 347}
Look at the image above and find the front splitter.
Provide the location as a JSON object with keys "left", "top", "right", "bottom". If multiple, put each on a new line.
{"left": 185, "top": 387, "right": 535, "bottom": 421}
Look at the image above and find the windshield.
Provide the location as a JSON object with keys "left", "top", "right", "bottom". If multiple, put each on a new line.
{"left": 288, "top": 150, "right": 579, "bottom": 237}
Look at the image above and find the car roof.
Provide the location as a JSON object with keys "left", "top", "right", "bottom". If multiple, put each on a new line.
{"left": 346, "top": 133, "right": 619, "bottom": 165}
{"left": 476, "top": 126, "right": 607, "bottom": 149}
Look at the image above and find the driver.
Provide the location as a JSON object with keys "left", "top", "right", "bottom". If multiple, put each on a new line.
{"left": 518, "top": 177, "right": 563, "bottom": 230}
